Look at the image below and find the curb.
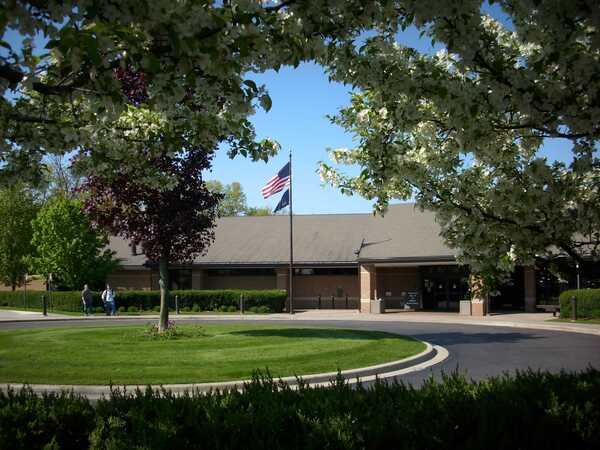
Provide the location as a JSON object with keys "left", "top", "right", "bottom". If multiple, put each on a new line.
{"left": 0, "top": 342, "right": 447, "bottom": 400}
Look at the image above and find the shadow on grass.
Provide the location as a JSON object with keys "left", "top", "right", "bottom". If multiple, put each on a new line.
{"left": 228, "top": 327, "right": 407, "bottom": 341}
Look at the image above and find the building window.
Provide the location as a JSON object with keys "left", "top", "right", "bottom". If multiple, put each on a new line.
{"left": 169, "top": 269, "right": 192, "bottom": 290}
{"left": 206, "top": 268, "right": 276, "bottom": 277}
{"left": 293, "top": 267, "right": 358, "bottom": 276}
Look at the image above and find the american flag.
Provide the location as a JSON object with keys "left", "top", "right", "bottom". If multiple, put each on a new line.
{"left": 261, "top": 162, "right": 290, "bottom": 199}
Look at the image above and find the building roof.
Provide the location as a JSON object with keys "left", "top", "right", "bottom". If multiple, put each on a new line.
{"left": 109, "top": 203, "right": 455, "bottom": 267}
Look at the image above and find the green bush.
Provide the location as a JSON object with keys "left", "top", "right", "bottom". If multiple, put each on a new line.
{"left": 127, "top": 306, "right": 139, "bottom": 313}
{"left": 0, "top": 290, "right": 102, "bottom": 312}
{"left": 559, "top": 289, "right": 600, "bottom": 319}
{"left": 191, "top": 303, "right": 200, "bottom": 312}
{"left": 0, "top": 289, "right": 286, "bottom": 313}
{"left": 0, "top": 370, "right": 599, "bottom": 450}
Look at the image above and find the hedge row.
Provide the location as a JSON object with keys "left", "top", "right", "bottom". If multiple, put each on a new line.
{"left": 0, "top": 289, "right": 287, "bottom": 313}
{"left": 1, "top": 369, "right": 599, "bottom": 450}
{"left": 559, "top": 288, "right": 600, "bottom": 319}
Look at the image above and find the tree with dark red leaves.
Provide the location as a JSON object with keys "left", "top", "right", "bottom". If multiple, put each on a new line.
{"left": 82, "top": 148, "right": 220, "bottom": 331}
{"left": 113, "top": 66, "right": 149, "bottom": 106}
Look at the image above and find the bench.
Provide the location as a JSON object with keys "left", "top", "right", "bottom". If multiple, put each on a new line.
{"left": 536, "top": 304, "right": 560, "bottom": 317}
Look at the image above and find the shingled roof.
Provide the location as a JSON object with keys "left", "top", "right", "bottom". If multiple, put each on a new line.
{"left": 109, "top": 203, "right": 455, "bottom": 266}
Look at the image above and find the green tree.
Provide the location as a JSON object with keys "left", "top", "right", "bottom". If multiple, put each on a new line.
{"left": 29, "top": 197, "right": 118, "bottom": 290}
{"left": 245, "top": 206, "right": 274, "bottom": 216}
{"left": 0, "top": 184, "right": 38, "bottom": 290}
{"left": 206, "top": 180, "right": 247, "bottom": 217}
{"left": 207, "top": 180, "right": 277, "bottom": 216}
{"left": 83, "top": 149, "right": 219, "bottom": 332}
{"left": 321, "top": 0, "right": 600, "bottom": 287}
{"left": 41, "top": 155, "right": 84, "bottom": 201}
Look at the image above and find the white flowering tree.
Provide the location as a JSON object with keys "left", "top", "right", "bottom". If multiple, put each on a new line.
{"left": 320, "top": 0, "right": 600, "bottom": 288}
{"left": 1, "top": 0, "right": 402, "bottom": 184}
{"left": 1, "top": 0, "right": 307, "bottom": 184}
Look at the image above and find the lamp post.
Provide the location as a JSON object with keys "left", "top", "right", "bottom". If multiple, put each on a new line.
{"left": 576, "top": 263, "right": 580, "bottom": 290}
{"left": 23, "top": 273, "right": 28, "bottom": 309}
{"left": 48, "top": 273, "right": 53, "bottom": 311}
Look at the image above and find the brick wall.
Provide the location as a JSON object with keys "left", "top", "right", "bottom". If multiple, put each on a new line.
{"left": 204, "top": 275, "right": 277, "bottom": 290}
{"left": 0, "top": 277, "right": 46, "bottom": 292}
{"left": 376, "top": 267, "right": 420, "bottom": 308}
{"left": 107, "top": 269, "right": 154, "bottom": 291}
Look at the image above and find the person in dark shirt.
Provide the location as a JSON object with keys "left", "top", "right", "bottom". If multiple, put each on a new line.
{"left": 81, "top": 284, "right": 94, "bottom": 316}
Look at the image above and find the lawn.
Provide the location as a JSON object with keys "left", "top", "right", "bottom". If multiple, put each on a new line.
{"left": 0, "top": 324, "right": 424, "bottom": 385}
{"left": 549, "top": 317, "right": 600, "bottom": 325}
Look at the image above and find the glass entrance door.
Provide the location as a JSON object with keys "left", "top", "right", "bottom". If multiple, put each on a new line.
{"left": 421, "top": 266, "right": 469, "bottom": 311}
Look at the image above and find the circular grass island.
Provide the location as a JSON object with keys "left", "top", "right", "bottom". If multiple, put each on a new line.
{"left": 0, "top": 324, "right": 425, "bottom": 385}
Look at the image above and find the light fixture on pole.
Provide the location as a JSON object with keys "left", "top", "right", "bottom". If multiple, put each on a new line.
{"left": 23, "top": 273, "right": 28, "bottom": 309}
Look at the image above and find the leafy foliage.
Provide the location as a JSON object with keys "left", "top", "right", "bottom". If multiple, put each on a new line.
{"left": 2, "top": 1, "right": 421, "bottom": 187}
{"left": 320, "top": 0, "right": 600, "bottom": 285}
{"left": 0, "top": 289, "right": 287, "bottom": 313}
{"left": 142, "top": 322, "right": 208, "bottom": 340}
{"left": 0, "top": 369, "right": 599, "bottom": 449}
{"left": 28, "top": 197, "right": 118, "bottom": 290}
{"left": 207, "top": 180, "right": 275, "bottom": 216}
{"left": 206, "top": 180, "right": 248, "bottom": 217}
{"left": 245, "top": 206, "right": 274, "bottom": 216}
{"left": 559, "top": 289, "right": 600, "bottom": 319}
{"left": 0, "top": 184, "right": 38, "bottom": 290}
{"left": 83, "top": 149, "right": 219, "bottom": 264}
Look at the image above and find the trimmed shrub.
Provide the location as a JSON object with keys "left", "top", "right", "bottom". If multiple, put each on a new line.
{"left": 0, "top": 290, "right": 102, "bottom": 312}
{"left": 0, "top": 289, "right": 286, "bottom": 313}
{"left": 0, "top": 370, "right": 599, "bottom": 449}
{"left": 559, "top": 289, "right": 600, "bottom": 319}
{"left": 127, "top": 306, "right": 139, "bottom": 313}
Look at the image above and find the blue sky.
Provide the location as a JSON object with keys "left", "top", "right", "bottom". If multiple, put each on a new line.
{"left": 213, "top": 24, "right": 444, "bottom": 215}
{"left": 210, "top": 62, "right": 367, "bottom": 214}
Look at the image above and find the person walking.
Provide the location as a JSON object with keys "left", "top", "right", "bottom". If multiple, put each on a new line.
{"left": 81, "top": 284, "right": 94, "bottom": 316}
{"left": 101, "top": 284, "right": 117, "bottom": 316}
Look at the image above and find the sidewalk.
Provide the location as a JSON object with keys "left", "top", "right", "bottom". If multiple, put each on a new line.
{"left": 1, "top": 309, "right": 599, "bottom": 336}
{"left": 0, "top": 310, "right": 71, "bottom": 321}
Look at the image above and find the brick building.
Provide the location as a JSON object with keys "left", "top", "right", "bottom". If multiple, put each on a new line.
{"left": 109, "top": 204, "right": 548, "bottom": 312}
{"left": 107, "top": 203, "right": 595, "bottom": 313}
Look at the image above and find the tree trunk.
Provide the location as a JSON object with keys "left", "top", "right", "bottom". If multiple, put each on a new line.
{"left": 158, "top": 257, "right": 169, "bottom": 332}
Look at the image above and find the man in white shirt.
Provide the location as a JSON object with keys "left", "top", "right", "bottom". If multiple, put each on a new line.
{"left": 101, "top": 284, "right": 117, "bottom": 316}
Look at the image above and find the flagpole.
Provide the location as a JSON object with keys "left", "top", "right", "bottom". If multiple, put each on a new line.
{"left": 289, "top": 148, "right": 294, "bottom": 314}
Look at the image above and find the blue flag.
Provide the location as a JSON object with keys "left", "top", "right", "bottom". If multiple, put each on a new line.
{"left": 274, "top": 189, "right": 289, "bottom": 213}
